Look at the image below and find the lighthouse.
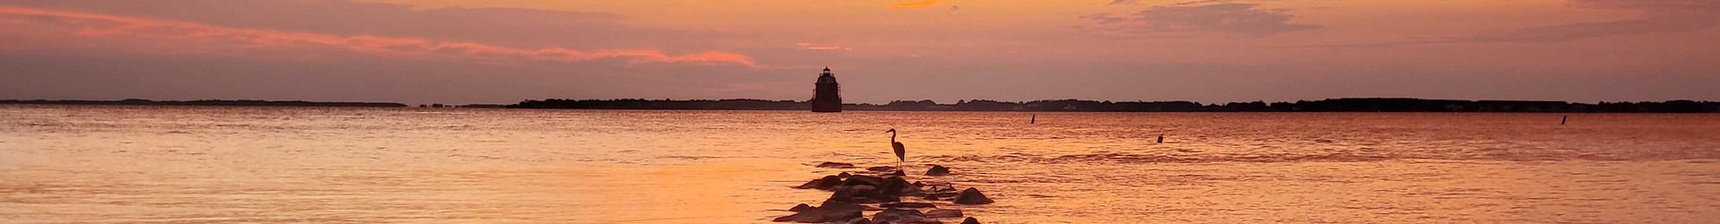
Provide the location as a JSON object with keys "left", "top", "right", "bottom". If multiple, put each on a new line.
{"left": 811, "top": 67, "right": 842, "bottom": 112}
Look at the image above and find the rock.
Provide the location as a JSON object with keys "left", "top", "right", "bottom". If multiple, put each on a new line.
{"left": 819, "top": 199, "right": 861, "bottom": 211}
{"left": 829, "top": 186, "right": 862, "bottom": 202}
{"left": 832, "top": 183, "right": 898, "bottom": 204}
{"left": 848, "top": 197, "right": 886, "bottom": 204}
{"left": 931, "top": 192, "right": 961, "bottom": 199}
{"left": 925, "top": 209, "right": 963, "bottom": 218}
{"left": 817, "top": 162, "right": 857, "bottom": 168}
{"left": 774, "top": 208, "right": 860, "bottom": 223}
{"left": 854, "top": 187, "right": 901, "bottom": 203}
{"left": 924, "top": 165, "right": 950, "bottom": 176}
{"left": 926, "top": 185, "right": 960, "bottom": 198}
{"left": 952, "top": 188, "right": 994, "bottom": 205}
{"left": 898, "top": 182, "right": 925, "bottom": 197}
{"left": 851, "top": 185, "right": 878, "bottom": 194}
{"left": 959, "top": 217, "right": 981, "bottom": 224}
{"left": 795, "top": 175, "right": 844, "bottom": 190}
{"left": 880, "top": 176, "right": 911, "bottom": 196}
{"left": 903, "top": 189, "right": 925, "bottom": 197}
{"left": 782, "top": 165, "right": 987, "bottom": 223}
{"left": 843, "top": 175, "right": 884, "bottom": 187}
{"left": 873, "top": 208, "right": 937, "bottom": 224}
{"left": 881, "top": 202, "right": 936, "bottom": 209}
{"left": 774, "top": 200, "right": 865, "bottom": 223}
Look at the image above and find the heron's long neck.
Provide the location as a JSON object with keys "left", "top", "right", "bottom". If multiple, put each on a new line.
{"left": 890, "top": 132, "right": 897, "bottom": 142}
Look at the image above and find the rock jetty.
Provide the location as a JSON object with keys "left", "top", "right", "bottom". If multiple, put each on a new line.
{"left": 776, "top": 163, "right": 992, "bottom": 223}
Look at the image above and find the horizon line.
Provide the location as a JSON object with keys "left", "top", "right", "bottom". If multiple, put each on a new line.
{"left": 7, "top": 97, "right": 1720, "bottom": 106}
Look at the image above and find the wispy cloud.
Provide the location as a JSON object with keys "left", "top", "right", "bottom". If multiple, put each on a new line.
{"left": 0, "top": 6, "right": 761, "bottom": 67}
{"left": 1315, "top": 0, "right": 1720, "bottom": 47}
{"left": 1108, "top": 0, "right": 1140, "bottom": 6}
{"left": 1455, "top": 0, "right": 1720, "bottom": 43}
{"left": 1083, "top": 2, "right": 1321, "bottom": 38}
{"left": 797, "top": 43, "right": 852, "bottom": 51}
{"left": 889, "top": 0, "right": 941, "bottom": 9}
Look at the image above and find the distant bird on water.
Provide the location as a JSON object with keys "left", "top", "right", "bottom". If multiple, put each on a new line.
{"left": 887, "top": 128, "right": 907, "bottom": 169}
{"left": 1157, "top": 134, "right": 1164, "bottom": 143}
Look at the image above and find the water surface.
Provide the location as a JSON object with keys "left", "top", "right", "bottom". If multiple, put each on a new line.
{"left": 3, "top": 105, "right": 1718, "bottom": 223}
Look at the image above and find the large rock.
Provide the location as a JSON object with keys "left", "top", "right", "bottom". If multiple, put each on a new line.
{"left": 831, "top": 184, "right": 898, "bottom": 204}
{"left": 773, "top": 200, "right": 865, "bottom": 223}
{"left": 817, "top": 162, "right": 857, "bottom": 168}
{"left": 924, "top": 209, "right": 963, "bottom": 218}
{"left": 853, "top": 187, "right": 901, "bottom": 203}
{"left": 959, "top": 217, "right": 981, "bottom": 224}
{"left": 788, "top": 203, "right": 812, "bottom": 212}
{"left": 829, "top": 186, "right": 862, "bottom": 202}
{"left": 952, "top": 188, "right": 994, "bottom": 205}
{"left": 881, "top": 202, "right": 936, "bottom": 209}
{"left": 924, "top": 165, "right": 950, "bottom": 176}
{"left": 794, "top": 175, "right": 844, "bottom": 190}
{"left": 843, "top": 175, "right": 885, "bottom": 187}
{"left": 772, "top": 207, "right": 861, "bottom": 223}
{"left": 880, "top": 176, "right": 911, "bottom": 197}
{"left": 873, "top": 208, "right": 937, "bottom": 224}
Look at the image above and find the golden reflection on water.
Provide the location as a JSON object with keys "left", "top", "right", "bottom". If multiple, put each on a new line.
{"left": 2, "top": 106, "right": 1719, "bottom": 223}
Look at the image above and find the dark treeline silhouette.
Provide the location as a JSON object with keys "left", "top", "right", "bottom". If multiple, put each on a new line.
{"left": 0, "top": 99, "right": 407, "bottom": 107}
{"left": 510, "top": 99, "right": 806, "bottom": 110}
{"left": 510, "top": 98, "right": 1720, "bottom": 113}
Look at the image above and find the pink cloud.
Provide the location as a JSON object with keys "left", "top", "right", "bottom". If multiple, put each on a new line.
{"left": 796, "top": 43, "right": 852, "bottom": 51}
{"left": 0, "top": 6, "right": 760, "bottom": 68}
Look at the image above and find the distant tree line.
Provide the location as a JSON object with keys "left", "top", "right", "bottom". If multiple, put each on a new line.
{"left": 509, "top": 99, "right": 806, "bottom": 110}
{"left": 0, "top": 99, "right": 407, "bottom": 107}
{"left": 509, "top": 98, "right": 1720, "bottom": 113}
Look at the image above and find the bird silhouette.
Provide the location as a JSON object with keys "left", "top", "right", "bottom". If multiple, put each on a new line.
{"left": 887, "top": 128, "right": 906, "bottom": 170}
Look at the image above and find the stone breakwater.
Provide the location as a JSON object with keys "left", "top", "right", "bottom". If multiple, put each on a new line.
{"left": 775, "top": 162, "right": 990, "bottom": 224}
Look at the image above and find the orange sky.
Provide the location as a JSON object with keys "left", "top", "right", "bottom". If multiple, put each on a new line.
{"left": 1, "top": 0, "right": 1717, "bottom": 104}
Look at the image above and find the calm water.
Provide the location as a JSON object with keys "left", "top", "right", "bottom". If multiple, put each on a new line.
{"left": 3, "top": 105, "right": 1719, "bottom": 223}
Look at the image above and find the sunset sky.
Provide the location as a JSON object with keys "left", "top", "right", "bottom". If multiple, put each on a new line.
{"left": 2, "top": 0, "right": 1717, "bottom": 104}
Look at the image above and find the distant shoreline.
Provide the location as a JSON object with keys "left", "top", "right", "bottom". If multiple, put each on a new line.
{"left": 507, "top": 98, "right": 1720, "bottom": 113}
{"left": 0, "top": 99, "right": 407, "bottom": 108}
{"left": 6, "top": 98, "right": 1718, "bottom": 113}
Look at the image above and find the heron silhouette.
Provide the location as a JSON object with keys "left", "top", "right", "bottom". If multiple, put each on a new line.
{"left": 886, "top": 128, "right": 906, "bottom": 170}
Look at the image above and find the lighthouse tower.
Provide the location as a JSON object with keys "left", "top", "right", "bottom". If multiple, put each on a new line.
{"left": 811, "top": 67, "right": 842, "bottom": 112}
